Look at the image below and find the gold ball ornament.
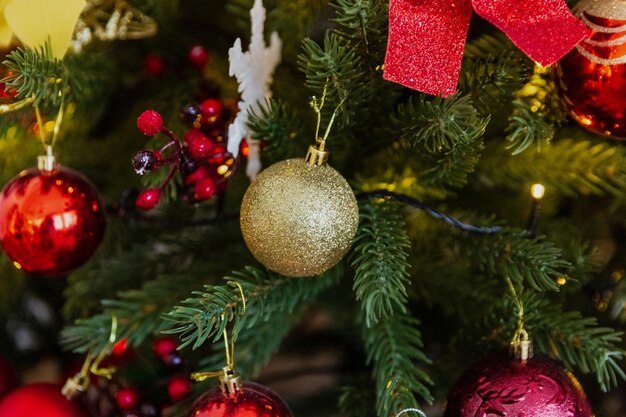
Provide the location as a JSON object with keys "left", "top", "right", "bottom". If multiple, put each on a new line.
{"left": 240, "top": 153, "right": 359, "bottom": 277}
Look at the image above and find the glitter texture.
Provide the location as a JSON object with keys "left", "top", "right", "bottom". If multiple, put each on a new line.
{"left": 240, "top": 158, "right": 359, "bottom": 277}
{"left": 384, "top": 0, "right": 587, "bottom": 97}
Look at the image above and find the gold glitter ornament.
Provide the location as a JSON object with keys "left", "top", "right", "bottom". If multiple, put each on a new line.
{"left": 240, "top": 142, "right": 359, "bottom": 277}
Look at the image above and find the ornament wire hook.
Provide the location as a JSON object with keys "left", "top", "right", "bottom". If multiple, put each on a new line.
{"left": 191, "top": 283, "right": 248, "bottom": 392}
{"left": 62, "top": 315, "right": 119, "bottom": 399}
{"left": 395, "top": 408, "right": 427, "bottom": 417}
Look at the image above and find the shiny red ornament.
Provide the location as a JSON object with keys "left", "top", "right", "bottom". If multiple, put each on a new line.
{"left": 384, "top": 0, "right": 587, "bottom": 96}
{"left": 444, "top": 353, "right": 592, "bottom": 417}
{"left": 0, "top": 165, "right": 106, "bottom": 276}
{"left": 555, "top": 0, "right": 626, "bottom": 138}
{"left": 189, "top": 382, "right": 293, "bottom": 417}
{"left": 0, "top": 383, "right": 86, "bottom": 417}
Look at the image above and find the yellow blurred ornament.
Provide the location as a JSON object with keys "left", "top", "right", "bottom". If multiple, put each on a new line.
{"left": 1, "top": 0, "right": 86, "bottom": 59}
{"left": 240, "top": 139, "right": 359, "bottom": 277}
{"left": 72, "top": 0, "right": 157, "bottom": 53}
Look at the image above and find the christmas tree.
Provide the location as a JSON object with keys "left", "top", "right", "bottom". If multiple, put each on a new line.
{"left": 1, "top": 0, "right": 626, "bottom": 416}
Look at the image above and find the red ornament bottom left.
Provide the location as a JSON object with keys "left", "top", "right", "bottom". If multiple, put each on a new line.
{"left": 0, "top": 164, "right": 106, "bottom": 276}
{"left": 0, "top": 383, "right": 86, "bottom": 417}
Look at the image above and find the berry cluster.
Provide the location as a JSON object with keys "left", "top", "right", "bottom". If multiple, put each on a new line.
{"left": 113, "top": 337, "right": 192, "bottom": 417}
{"left": 144, "top": 44, "right": 211, "bottom": 77}
{"left": 132, "top": 98, "right": 242, "bottom": 211}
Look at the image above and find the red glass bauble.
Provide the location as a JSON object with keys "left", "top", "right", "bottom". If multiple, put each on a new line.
{"left": 0, "top": 165, "right": 106, "bottom": 276}
{"left": 0, "top": 383, "right": 86, "bottom": 417}
{"left": 189, "top": 382, "right": 293, "bottom": 417}
{"left": 444, "top": 353, "right": 592, "bottom": 417}
{"left": 555, "top": 0, "right": 626, "bottom": 138}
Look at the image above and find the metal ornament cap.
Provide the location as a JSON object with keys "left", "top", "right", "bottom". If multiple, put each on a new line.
{"left": 240, "top": 158, "right": 359, "bottom": 277}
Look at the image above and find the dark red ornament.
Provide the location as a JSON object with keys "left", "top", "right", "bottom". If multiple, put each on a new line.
{"left": 556, "top": 0, "right": 626, "bottom": 138}
{"left": 0, "top": 383, "right": 86, "bottom": 417}
{"left": 444, "top": 352, "right": 592, "bottom": 417}
{"left": 116, "top": 388, "right": 139, "bottom": 411}
{"left": 167, "top": 376, "right": 191, "bottom": 401}
{"left": 189, "top": 382, "right": 293, "bottom": 417}
{"left": 188, "top": 45, "right": 210, "bottom": 69}
{"left": 0, "top": 164, "right": 106, "bottom": 276}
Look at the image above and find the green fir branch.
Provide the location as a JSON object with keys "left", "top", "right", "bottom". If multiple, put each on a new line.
{"left": 338, "top": 381, "right": 377, "bottom": 417}
{"left": 62, "top": 269, "right": 208, "bottom": 354}
{"left": 332, "top": 0, "right": 388, "bottom": 65}
{"left": 298, "top": 32, "right": 366, "bottom": 128}
{"left": 393, "top": 94, "right": 488, "bottom": 188}
{"left": 461, "top": 230, "right": 571, "bottom": 291}
{"left": 459, "top": 52, "right": 530, "bottom": 115}
{"left": 420, "top": 139, "right": 484, "bottom": 188}
{"left": 480, "top": 138, "right": 626, "bottom": 197}
{"left": 364, "top": 313, "right": 433, "bottom": 416}
{"left": 351, "top": 199, "right": 411, "bottom": 327}
{"left": 164, "top": 265, "right": 341, "bottom": 349}
{"left": 523, "top": 294, "right": 626, "bottom": 391}
{"left": 247, "top": 98, "right": 305, "bottom": 161}
{"left": 198, "top": 311, "right": 299, "bottom": 378}
{"left": 505, "top": 67, "right": 567, "bottom": 155}
{"left": 2, "top": 44, "right": 67, "bottom": 106}
{"left": 463, "top": 33, "right": 516, "bottom": 59}
{"left": 394, "top": 94, "right": 488, "bottom": 154}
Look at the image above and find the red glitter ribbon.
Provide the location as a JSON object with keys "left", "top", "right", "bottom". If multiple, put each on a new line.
{"left": 383, "top": 0, "right": 589, "bottom": 97}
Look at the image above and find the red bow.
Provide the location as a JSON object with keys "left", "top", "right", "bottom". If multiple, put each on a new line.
{"left": 383, "top": 0, "right": 588, "bottom": 97}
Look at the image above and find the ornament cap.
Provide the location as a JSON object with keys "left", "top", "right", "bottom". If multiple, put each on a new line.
{"left": 219, "top": 367, "right": 242, "bottom": 394}
{"left": 37, "top": 146, "right": 56, "bottom": 172}
{"left": 510, "top": 329, "right": 533, "bottom": 360}
{"left": 305, "top": 138, "right": 329, "bottom": 167}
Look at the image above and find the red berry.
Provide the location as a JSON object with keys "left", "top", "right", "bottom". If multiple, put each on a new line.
{"left": 207, "top": 145, "right": 229, "bottom": 165}
{"left": 144, "top": 54, "right": 166, "bottom": 76}
{"left": 240, "top": 138, "right": 250, "bottom": 157}
{"left": 188, "top": 45, "right": 210, "bottom": 69}
{"left": 116, "top": 388, "right": 139, "bottom": 411}
{"left": 194, "top": 178, "right": 216, "bottom": 201}
{"left": 112, "top": 338, "right": 129, "bottom": 356}
{"left": 187, "top": 137, "right": 214, "bottom": 160}
{"left": 135, "top": 189, "right": 161, "bottom": 211}
{"left": 184, "top": 165, "right": 211, "bottom": 185}
{"left": 137, "top": 110, "right": 163, "bottom": 136}
{"left": 199, "top": 99, "right": 223, "bottom": 123}
{"left": 153, "top": 337, "right": 177, "bottom": 359}
{"left": 167, "top": 376, "right": 191, "bottom": 402}
{"left": 183, "top": 128, "right": 207, "bottom": 144}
